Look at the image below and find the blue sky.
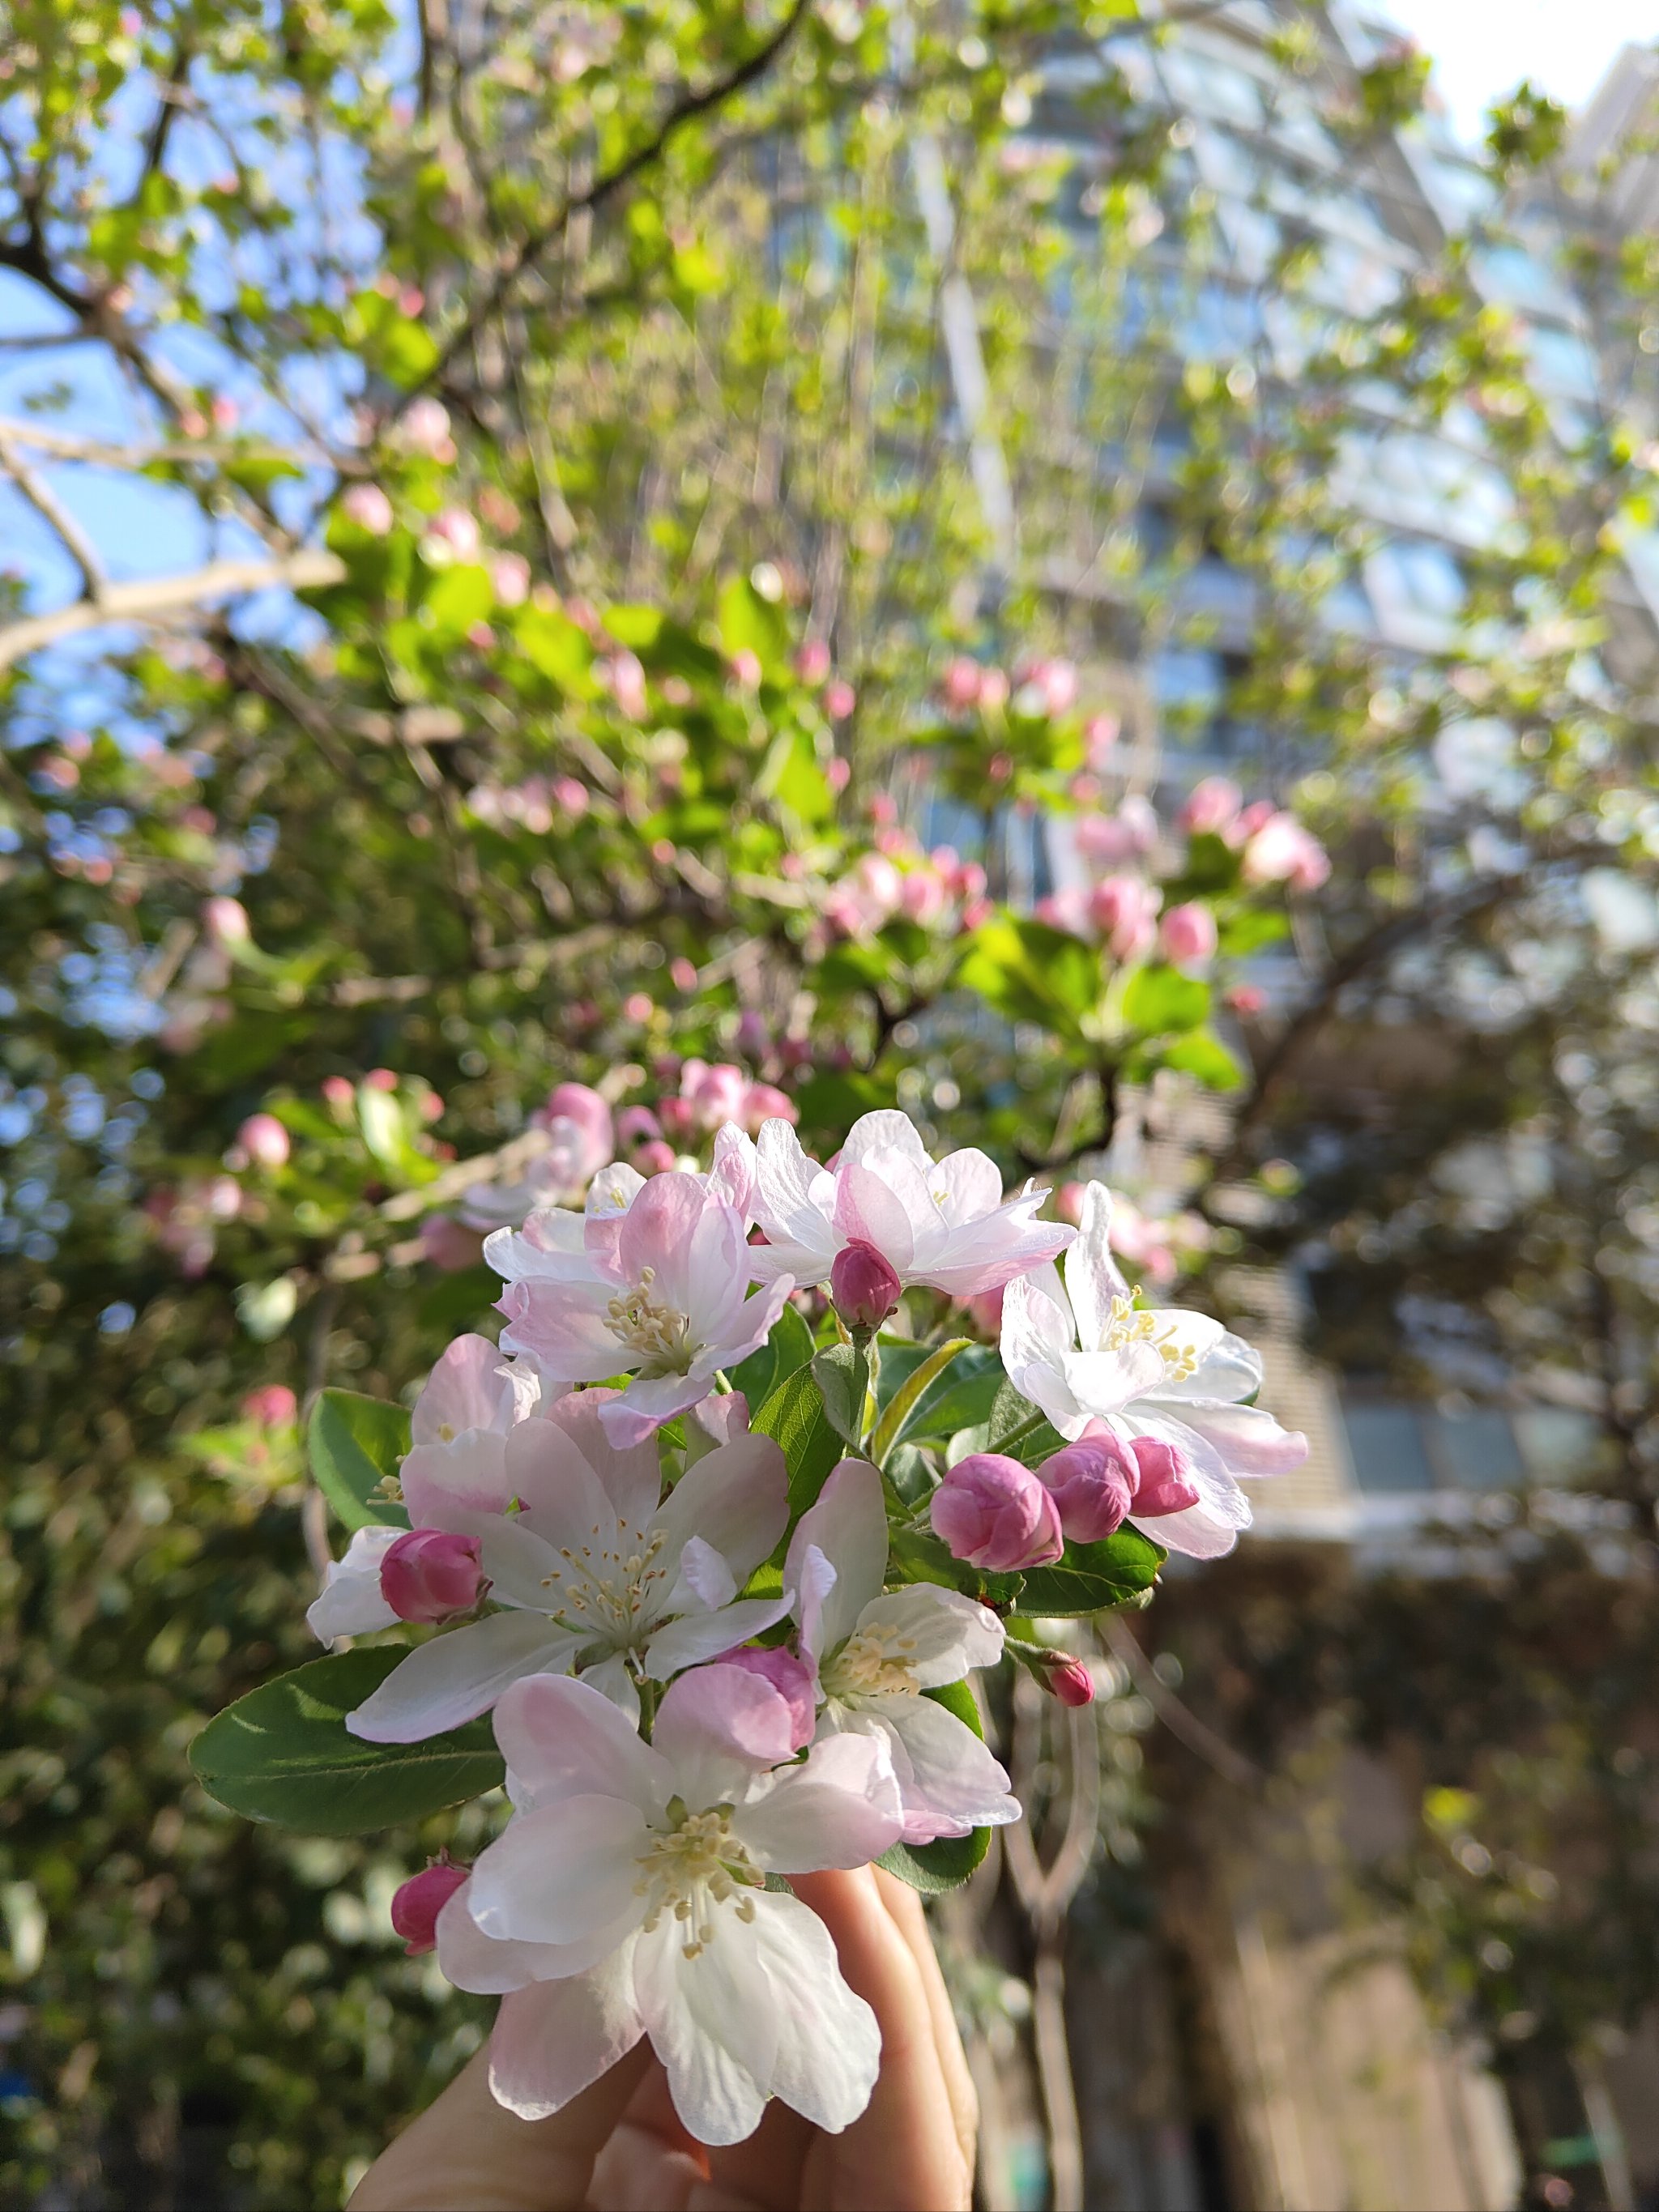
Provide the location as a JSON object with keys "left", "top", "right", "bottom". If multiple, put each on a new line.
{"left": 1377, "top": 0, "right": 1654, "bottom": 143}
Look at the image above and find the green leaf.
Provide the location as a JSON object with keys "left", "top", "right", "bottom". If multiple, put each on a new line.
{"left": 957, "top": 918, "right": 1101, "bottom": 1039}
{"left": 309, "top": 1390, "right": 411, "bottom": 1531}
{"left": 190, "top": 1649, "right": 501, "bottom": 1834}
{"left": 730, "top": 1304, "right": 816, "bottom": 1410}
{"left": 752, "top": 1366, "right": 842, "bottom": 1526}
{"left": 812, "top": 1341, "right": 868, "bottom": 1450}
{"left": 874, "top": 1339, "right": 1004, "bottom": 1451}
{"left": 1001, "top": 1527, "right": 1165, "bottom": 1616}
{"left": 1160, "top": 1030, "right": 1245, "bottom": 1091}
{"left": 876, "top": 1682, "right": 991, "bottom": 1893}
{"left": 1121, "top": 965, "right": 1211, "bottom": 1036}
{"left": 869, "top": 1337, "right": 971, "bottom": 1463}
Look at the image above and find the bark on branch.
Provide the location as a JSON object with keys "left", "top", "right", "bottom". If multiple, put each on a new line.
{"left": 0, "top": 550, "right": 344, "bottom": 671}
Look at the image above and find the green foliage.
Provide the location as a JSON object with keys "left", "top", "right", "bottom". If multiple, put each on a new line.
{"left": 309, "top": 1392, "right": 412, "bottom": 1532}
{"left": 190, "top": 1651, "right": 505, "bottom": 1834}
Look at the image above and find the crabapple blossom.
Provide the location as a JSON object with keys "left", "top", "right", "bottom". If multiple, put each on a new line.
{"left": 237, "top": 1112, "right": 290, "bottom": 1169}
{"left": 940, "top": 655, "right": 983, "bottom": 710}
{"left": 931, "top": 1454, "right": 1064, "bottom": 1571}
{"left": 242, "top": 1383, "right": 297, "bottom": 1428}
{"left": 342, "top": 483, "right": 394, "bottom": 535}
{"left": 1090, "top": 874, "right": 1162, "bottom": 961}
{"left": 1242, "top": 812, "right": 1331, "bottom": 892}
{"left": 488, "top": 1166, "right": 784, "bottom": 1443}
{"left": 714, "top": 1644, "right": 817, "bottom": 1750}
{"left": 783, "top": 1459, "right": 1018, "bottom": 1843}
{"left": 1038, "top": 1430, "right": 1138, "bottom": 1541}
{"left": 745, "top": 1110, "right": 1073, "bottom": 1301}
{"left": 1000, "top": 1183, "right": 1307, "bottom": 1558}
{"left": 1178, "top": 775, "right": 1242, "bottom": 837}
{"left": 344, "top": 1389, "right": 791, "bottom": 1737}
{"left": 795, "top": 637, "right": 831, "bottom": 684}
{"left": 433, "top": 1668, "right": 903, "bottom": 2142}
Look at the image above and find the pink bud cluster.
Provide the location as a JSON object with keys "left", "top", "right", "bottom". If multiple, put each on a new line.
{"left": 822, "top": 837, "right": 990, "bottom": 941}
{"left": 930, "top": 1423, "right": 1203, "bottom": 1573}
{"left": 1178, "top": 777, "right": 1330, "bottom": 892}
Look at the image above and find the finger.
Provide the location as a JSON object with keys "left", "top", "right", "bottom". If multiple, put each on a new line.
{"left": 348, "top": 2038, "right": 650, "bottom": 2212}
{"left": 590, "top": 2061, "right": 711, "bottom": 2210}
{"left": 695, "top": 2096, "right": 813, "bottom": 2212}
{"left": 791, "top": 1867, "right": 972, "bottom": 2212}
{"left": 871, "top": 1869, "right": 978, "bottom": 2174}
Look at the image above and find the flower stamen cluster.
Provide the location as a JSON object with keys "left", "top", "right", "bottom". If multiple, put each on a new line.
{"left": 634, "top": 1802, "right": 765, "bottom": 1957}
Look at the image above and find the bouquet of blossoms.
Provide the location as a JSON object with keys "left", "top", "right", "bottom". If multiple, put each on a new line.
{"left": 191, "top": 1107, "right": 1305, "bottom": 2146}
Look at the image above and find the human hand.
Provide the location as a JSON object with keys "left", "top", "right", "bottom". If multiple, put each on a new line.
{"left": 349, "top": 1865, "right": 975, "bottom": 2212}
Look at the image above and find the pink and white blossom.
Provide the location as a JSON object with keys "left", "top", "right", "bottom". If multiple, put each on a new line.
{"left": 488, "top": 1170, "right": 787, "bottom": 1444}
{"left": 745, "top": 1110, "right": 1073, "bottom": 1302}
{"left": 783, "top": 1459, "right": 1018, "bottom": 1843}
{"left": 433, "top": 1668, "right": 902, "bottom": 2142}
{"left": 1000, "top": 1183, "right": 1307, "bottom": 1558}
{"left": 346, "top": 1390, "right": 791, "bottom": 1738}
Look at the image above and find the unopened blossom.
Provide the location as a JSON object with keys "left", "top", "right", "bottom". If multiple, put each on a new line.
{"left": 488, "top": 1171, "right": 790, "bottom": 1445}
{"left": 715, "top": 1644, "right": 817, "bottom": 1750}
{"left": 433, "top": 1668, "right": 902, "bottom": 2142}
{"left": 1089, "top": 875, "right": 1162, "bottom": 962}
{"left": 931, "top": 1455, "right": 1063, "bottom": 1571}
{"left": 1125, "top": 1434, "right": 1202, "bottom": 1515}
{"left": 1038, "top": 1430, "right": 1137, "bottom": 1541}
{"left": 1159, "top": 901, "right": 1218, "bottom": 968}
{"left": 825, "top": 680, "right": 855, "bottom": 719}
{"left": 830, "top": 1239, "right": 903, "bottom": 1332}
{"left": 237, "top": 1112, "right": 289, "bottom": 1170}
{"left": 391, "top": 1860, "right": 470, "bottom": 1954}
{"left": 783, "top": 1459, "right": 1018, "bottom": 1843}
{"left": 1000, "top": 1183, "right": 1307, "bottom": 1558}
{"left": 745, "top": 1110, "right": 1073, "bottom": 1302}
{"left": 346, "top": 1389, "right": 791, "bottom": 1738}
{"left": 1045, "top": 1653, "right": 1096, "bottom": 1708}
{"left": 380, "top": 1528, "right": 484, "bottom": 1622}
{"left": 1178, "top": 776, "right": 1242, "bottom": 837}
{"left": 342, "top": 483, "right": 394, "bottom": 535}
{"left": 795, "top": 638, "right": 831, "bottom": 684}
{"left": 242, "top": 1383, "right": 297, "bottom": 1429}
{"left": 1074, "top": 795, "right": 1158, "bottom": 863}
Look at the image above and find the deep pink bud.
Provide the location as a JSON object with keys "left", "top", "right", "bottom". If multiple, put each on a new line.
{"left": 237, "top": 1112, "right": 290, "bottom": 1170}
{"left": 380, "top": 1529, "right": 484, "bottom": 1622}
{"left": 932, "top": 1455, "right": 1064, "bottom": 1571}
{"left": 716, "top": 1647, "right": 817, "bottom": 1751}
{"left": 1158, "top": 901, "right": 1218, "bottom": 968}
{"left": 831, "top": 1239, "right": 903, "bottom": 1331}
{"left": 1039, "top": 1429, "right": 1137, "bottom": 1541}
{"left": 1046, "top": 1653, "right": 1097, "bottom": 1707}
{"left": 825, "top": 680, "right": 855, "bottom": 719}
{"left": 1128, "top": 1436, "right": 1202, "bottom": 1517}
{"left": 241, "top": 1384, "right": 297, "bottom": 1429}
{"left": 390, "top": 1860, "right": 470, "bottom": 1955}
{"left": 728, "top": 647, "right": 763, "bottom": 689}
{"left": 1226, "top": 983, "right": 1267, "bottom": 1016}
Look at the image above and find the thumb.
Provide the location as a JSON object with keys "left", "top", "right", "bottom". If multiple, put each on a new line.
{"left": 349, "top": 2035, "right": 651, "bottom": 2212}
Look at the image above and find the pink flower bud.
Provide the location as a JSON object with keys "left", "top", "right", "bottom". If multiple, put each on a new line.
{"left": 831, "top": 1239, "right": 903, "bottom": 1331}
{"left": 623, "top": 991, "right": 654, "bottom": 1025}
{"left": 237, "top": 1112, "right": 290, "bottom": 1170}
{"left": 1179, "top": 775, "right": 1241, "bottom": 838}
{"left": 1158, "top": 901, "right": 1218, "bottom": 968}
{"left": 728, "top": 647, "right": 764, "bottom": 690}
{"left": 380, "top": 1529, "right": 484, "bottom": 1622}
{"left": 715, "top": 1648, "right": 817, "bottom": 1752}
{"left": 321, "top": 1075, "right": 355, "bottom": 1115}
{"left": 490, "top": 552, "right": 530, "bottom": 607}
{"left": 1128, "top": 1436, "right": 1202, "bottom": 1517}
{"left": 633, "top": 1138, "right": 678, "bottom": 1175}
{"left": 429, "top": 507, "right": 480, "bottom": 560}
{"left": 389, "top": 1860, "right": 470, "bottom": 1955}
{"left": 941, "top": 656, "right": 983, "bottom": 711}
{"left": 659, "top": 1096, "right": 695, "bottom": 1140}
{"left": 795, "top": 639, "right": 832, "bottom": 685}
{"left": 1045, "top": 1653, "right": 1096, "bottom": 1707}
{"left": 202, "top": 894, "right": 249, "bottom": 948}
{"left": 1226, "top": 983, "right": 1267, "bottom": 1016}
{"left": 825, "top": 680, "right": 856, "bottom": 719}
{"left": 365, "top": 1068, "right": 399, "bottom": 1092}
{"left": 742, "top": 1081, "right": 797, "bottom": 1132}
{"left": 420, "top": 1214, "right": 484, "bottom": 1272}
{"left": 342, "top": 483, "right": 394, "bottom": 535}
{"left": 931, "top": 1455, "right": 1064, "bottom": 1572}
{"left": 241, "top": 1384, "right": 297, "bottom": 1429}
{"left": 1039, "top": 1430, "right": 1137, "bottom": 1541}
{"left": 669, "top": 957, "right": 698, "bottom": 993}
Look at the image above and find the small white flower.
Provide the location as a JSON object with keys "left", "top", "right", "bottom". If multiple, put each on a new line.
{"left": 1000, "top": 1183, "right": 1307, "bottom": 1558}
{"left": 435, "top": 1667, "right": 904, "bottom": 2144}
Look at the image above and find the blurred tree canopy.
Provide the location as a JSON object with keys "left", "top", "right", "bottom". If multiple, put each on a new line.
{"left": 3, "top": 0, "right": 1659, "bottom": 2201}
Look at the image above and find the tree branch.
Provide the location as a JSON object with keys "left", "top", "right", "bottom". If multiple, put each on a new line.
{"left": 416, "top": 0, "right": 811, "bottom": 403}
{"left": 0, "top": 550, "right": 344, "bottom": 671}
{"left": 0, "top": 426, "right": 108, "bottom": 599}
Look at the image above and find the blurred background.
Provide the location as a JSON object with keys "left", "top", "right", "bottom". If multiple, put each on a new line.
{"left": 4, "top": 1, "right": 1659, "bottom": 2206}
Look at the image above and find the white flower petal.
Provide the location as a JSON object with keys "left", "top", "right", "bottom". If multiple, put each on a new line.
{"left": 539, "top": 1387, "right": 663, "bottom": 1531}
{"left": 1156, "top": 1398, "right": 1308, "bottom": 1475}
{"left": 435, "top": 1879, "right": 618, "bottom": 1993}
{"left": 871, "top": 1693, "right": 1020, "bottom": 1834}
{"left": 839, "top": 1110, "right": 931, "bottom": 1170}
{"left": 673, "top": 1534, "right": 739, "bottom": 1611}
{"left": 305, "top": 1524, "right": 401, "bottom": 1641}
{"left": 501, "top": 1419, "right": 621, "bottom": 1556}
{"left": 735, "top": 1891, "right": 881, "bottom": 2134}
{"left": 753, "top": 1120, "right": 837, "bottom": 1268}
{"left": 493, "top": 1672, "right": 669, "bottom": 1813}
{"left": 642, "top": 1594, "right": 793, "bottom": 1681}
{"left": 653, "top": 1433, "right": 788, "bottom": 1588}
{"left": 345, "top": 1613, "right": 579, "bottom": 1741}
{"left": 1064, "top": 1183, "right": 1135, "bottom": 1350}
{"left": 783, "top": 1458, "right": 888, "bottom": 1660}
{"left": 469, "top": 1796, "right": 648, "bottom": 1947}
{"left": 633, "top": 1921, "right": 769, "bottom": 2146}
{"left": 575, "top": 1651, "right": 642, "bottom": 1726}
{"left": 400, "top": 1430, "right": 513, "bottom": 1529}
{"left": 411, "top": 1332, "right": 532, "bottom": 1446}
{"left": 852, "top": 1583, "right": 1004, "bottom": 1688}
{"left": 651, "top": 1664, "right": 798, "bottom": 1808}
{"left": 487, "top": 1947, "right": 644, "bottom": 2122}
{"left": 736, "top": 1732, "right": 903, "bottom": 1871}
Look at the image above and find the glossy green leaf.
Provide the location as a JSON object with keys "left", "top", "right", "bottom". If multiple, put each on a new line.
{"left": 189, "top": 1650, "right": 502, "bottom": 1834}
{"left": 309, "top": 1390, "right": 411, "bottom": 1531}
{"left": 752, "top": 1366, "right": 842, "bottom": 1526}
{"left": 812, "top": 1340, "right": 867, "bottom": 1449}
{"left": 1121, "top": 965, "right": 1211, "bottom": 1036}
